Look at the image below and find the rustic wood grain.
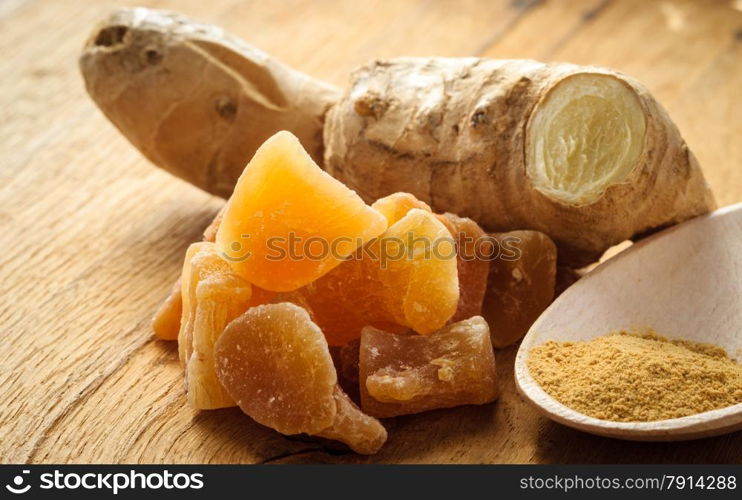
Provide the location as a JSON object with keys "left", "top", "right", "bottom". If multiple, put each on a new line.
{"left": 1, "top": 0, "right": 740, "bottom": 464}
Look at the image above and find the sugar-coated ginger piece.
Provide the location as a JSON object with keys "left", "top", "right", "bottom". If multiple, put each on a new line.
{"left": 375, "top": 196, "right": 488, "bottom": 324}
{"left": 359, "top": 317, "right": 497, "bottom": 418}
{"left": 215, "top": 303, "right": 336, "bottom": 433}
{"left": 438, "top": 213, "right": 490, "bottom": 323}
{"left": 178, "top": 242, "right": 260, "bottom": 409}
{"left": 216, "top": 131, "right": 387, "bottom": 292}
{"left": 375, "top": 194, "right": 488, "bottom": 323}
{"left": 482, "top": 231, "right": 556, "bottom": 348}
{"left": 381, "top": 209, "right": 459, "bottom": 333}
{"left": 317, "top": 387, "right": 387, "bottom": 455}
{"left": 215, "top": 303, "right": 387, "bottom": 453}
{"left": 372, "top": 192, "right": 432, "bottom": 225}
{"left": 296, "top": 208, "right": 458, "bottom": 345}
{"left": 152, "top": 278, "right": 182, "bottom": 340}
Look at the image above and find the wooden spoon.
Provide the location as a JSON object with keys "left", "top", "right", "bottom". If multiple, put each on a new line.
{"left": 515, "top": 203, "right": 742, "bottom": 441}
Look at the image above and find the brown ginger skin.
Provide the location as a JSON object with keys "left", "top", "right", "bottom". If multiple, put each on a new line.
{"left": 80, "top": 8, "right": 340, "bottom": 197}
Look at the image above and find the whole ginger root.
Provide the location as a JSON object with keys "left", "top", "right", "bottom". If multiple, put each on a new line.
{"left": 81, "top": 7, "right": 715, "bottom": 267}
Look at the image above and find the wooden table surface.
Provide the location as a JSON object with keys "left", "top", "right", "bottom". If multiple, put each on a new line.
{"left": 1, "top": 0, "right": 741, "bottom": 464}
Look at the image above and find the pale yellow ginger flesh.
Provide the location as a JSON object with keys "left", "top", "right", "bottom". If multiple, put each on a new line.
{"left": 527, "top": 74, "right": 646, "bottom": 206}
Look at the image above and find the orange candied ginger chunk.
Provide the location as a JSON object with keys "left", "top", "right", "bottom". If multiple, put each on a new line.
{"left": 374, "top": 193, "right": 489, "bottom": 324}
{"left": 215, "top": 303, "right": 387, "bottom": 454}
{"left": 178, "top": 242, "right": 272, "bottom": 410}
{"left": 295, "top": 206, "right": 459, "bottom": 345}
{"left": 216, "top": 131, "right": 387, "bottom": 292}
{"left": 359, "top": 317, "right": 497, "bottom": 418}
{"left": 482, "top": 230, "right": 556, "bottom": 348}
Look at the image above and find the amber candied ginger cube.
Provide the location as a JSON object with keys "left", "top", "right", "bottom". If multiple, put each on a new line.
{"left": 178, "top": 242, "right": 267, "bottom": 410}
{"left": 359, "top": 317, "right": 497, "bottom": 418}
{"left": 216, "top": 131, "right": 387, "bottom": 292}
{"left": 214, "top": 303, "right": 387, "bottom": 454}
{"left": 482, "top": 230, "right": 556, "bottom": 348}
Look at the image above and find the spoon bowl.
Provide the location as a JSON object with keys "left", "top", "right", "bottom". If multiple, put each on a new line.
{"left": 515, "top": 203, "right": 742, "bottom": 440}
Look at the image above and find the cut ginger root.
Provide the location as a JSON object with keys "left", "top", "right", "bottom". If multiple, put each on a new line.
{"left": 178, "top": 242, "right": 269, "bottom": 410}
{"left": 215, "top": 131, "right": 387, "bottom": 292}
{"left": 359, "top": 316, "right": 497, "bottom": 418}
{"left": 215, "top": 303, "right": 387, "bottom": 455}
{"left": 81, "top": 8, "right": 716, "bottom": 268}
{"left": 482, "top": 231, "right": 557, "bottom": 348}
{"left": 293, "top": 204, "right": 459, "bottom": 345}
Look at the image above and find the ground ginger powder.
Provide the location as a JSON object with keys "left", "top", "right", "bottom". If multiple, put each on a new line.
{"left": 528, "top": 332, "right": 742, "bottom": 422}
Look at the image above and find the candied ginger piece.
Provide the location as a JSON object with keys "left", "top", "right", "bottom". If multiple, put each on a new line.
{"left": 380, "top": 209, "right": 459, "bottom": 333}
{"left": 437, "top": 213, "right": 489, "bottom": 323}
{"left": 215, "top": 303, "right": 387, "bottom": 453}
{"left": 216, "top": 131, "right": 387, "bottom": 292}
{"left": 178, "top": 242, "right": 260, "bottom": 410}
{"left": 359, "top": 317, "right": 497, "bottom": 418}
{"left": 483, "top": 231, "right": 556, "bottom": 348}
{"left": 291, "top": 251, "right": 405, "bottom": 346}
{"left": 317, "top": 387, "right": 387, "bottom": 455}
{"left": 296, "top": 208, "right": 458, "bottom": 345}
{"left": 372, "top": 192, "right": 432, "bottom": 225}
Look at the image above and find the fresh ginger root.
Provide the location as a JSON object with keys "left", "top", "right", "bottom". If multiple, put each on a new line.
{"left": 79, "top": 8, "right": 339, "bottom": 197}
{"left": 327, "top": 62, "right": 715, "bottom": 266}
{"left": 81, "top": 8, "right": 715, "bottom": 267}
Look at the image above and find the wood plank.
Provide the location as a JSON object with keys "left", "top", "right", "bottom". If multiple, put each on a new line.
{"left": 1, "top": 0, "right": 740, "bottom": 464}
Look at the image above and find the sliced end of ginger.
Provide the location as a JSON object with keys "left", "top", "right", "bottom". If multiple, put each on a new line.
{"left": 526, "top": 73, "right": 647, "bottom": 206}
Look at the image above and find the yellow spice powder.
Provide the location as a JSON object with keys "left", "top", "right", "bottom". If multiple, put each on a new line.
{"left": 527, "top": 332, "right": 742, "bottom": 422}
